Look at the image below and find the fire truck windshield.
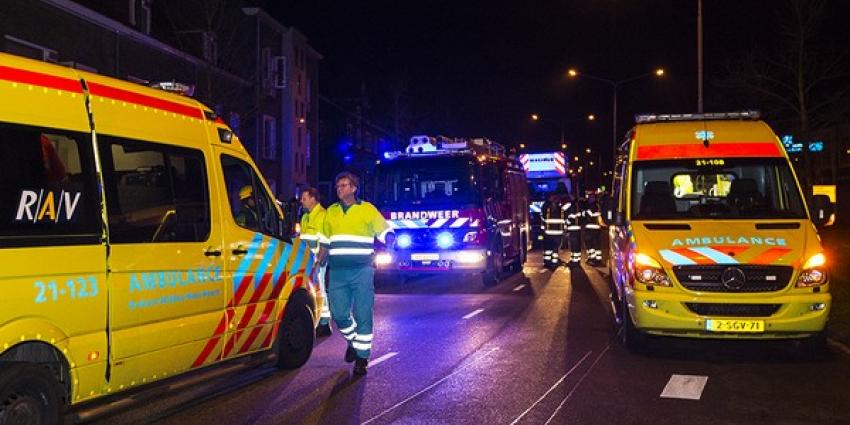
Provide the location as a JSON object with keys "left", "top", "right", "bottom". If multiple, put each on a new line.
{"left": 375, "top": 156, "right": 478, "bottom": 207}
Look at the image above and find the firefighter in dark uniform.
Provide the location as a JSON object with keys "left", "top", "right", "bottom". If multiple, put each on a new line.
{"left": 564, "top": 192, "right": 583, "bottom": 267}
{"left": 541, "top": 193, "right": 565, "bottom": 268}
{"left": 583, "top": 191, "right": 603, "bottom": 265}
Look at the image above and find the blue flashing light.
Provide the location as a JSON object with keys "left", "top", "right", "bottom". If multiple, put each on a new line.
{"left": 436, "top": 231, "right": 454, "bottom": 249}
{"left": 809, "top": 141, "right": 823, "bottom": 152}
{"left": 383, "top": 151, "right": 393, "bottom": 159}
{"left": 343, "top": 154, "right": 353, "bottom": 164}
{"left": 397, "top": 234, "right": 412, "bottom": 249}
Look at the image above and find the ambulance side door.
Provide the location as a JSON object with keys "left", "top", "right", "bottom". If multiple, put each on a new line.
{"left": 101, "top": 136, "right": 225, "bottom": 387}
{"left": 216, "top": 150, "right": 302, "bottom": 359}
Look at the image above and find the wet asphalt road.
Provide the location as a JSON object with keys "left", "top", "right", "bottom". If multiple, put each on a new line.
{"left": 87, "top": 251, "right": 850, "bottom": 425}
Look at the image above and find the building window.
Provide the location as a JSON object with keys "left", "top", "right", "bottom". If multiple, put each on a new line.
{"left": 129, "top": 0, "right": 152, "bottom": 34}
{"left": 262, "top": 115, "right": 276, "bottom": 160}
{"left": 4, "top": 35, "right": 57, "bottom": 62}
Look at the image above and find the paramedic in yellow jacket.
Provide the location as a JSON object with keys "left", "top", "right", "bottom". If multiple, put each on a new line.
{"left": 299, "top": 187, "right": 332, "bottom": 336}
{"left": 318, "top": 172, "right": 395, "bottom": 376}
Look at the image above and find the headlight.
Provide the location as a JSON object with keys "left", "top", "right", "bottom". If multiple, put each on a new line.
{"left": 633, "top": 253, "right": 671, "bottom": 286}
{"left": 397, "top": 234, "right": 412, "bottom": 249}
{"left": 797, "top": 253, "right": 828, "bottom": 287}
{"left": 436, "top": 232, "right": 454, "bottom": 249}
{"left": 375, "top": 252, "right": 393, "bottom": 266}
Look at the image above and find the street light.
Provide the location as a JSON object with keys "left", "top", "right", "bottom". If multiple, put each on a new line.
{"left": 567, "top": 67, "right": 665, "bottom": 166}
{"left": 519, "top": 143, "right": 526, "bottom": 149}
{"left": 561, "top": 143, "right": 567, "bottom": 149}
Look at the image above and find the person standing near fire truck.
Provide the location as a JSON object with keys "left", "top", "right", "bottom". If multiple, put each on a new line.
{"left": 564, "top": 191, "right": 583, "bottom": 267}
{"left": 541, "top": 192, "right": 565, "bottom": 268}
{"left": 582, "top": 191, "right": 603, "bottom": 265}
{"left": 318, "top": 172, "right": 395, "bottom": 376}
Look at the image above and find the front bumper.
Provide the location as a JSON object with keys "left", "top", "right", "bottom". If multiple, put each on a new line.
{"left": 375, "top": 249, "right": 488, "bottom": 273}
{"left": 627, "top": 286, "right": 830, "bottom": 339}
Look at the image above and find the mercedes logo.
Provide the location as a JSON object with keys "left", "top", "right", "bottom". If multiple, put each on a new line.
{"left": 721, "top": 267, "right": 747, "bottom": 290}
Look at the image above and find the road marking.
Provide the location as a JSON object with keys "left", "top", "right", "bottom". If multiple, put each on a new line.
{"left": 513, "top": 284, "right": 527, "bottom": 292}
{"left": 361, "top": 347, "right": 500, "bottom": 425}
{"left": 509, "top": 350, "right": 593, "bottom": 425}
{"left": 370, "top": 352, "right": 398, "bottom": 367}
{"left": 463, "top": 308, "right": 485, "bottom": 320}
{"left": 544, "top": 345, "right": 611, "bottom": 425}
{"left": 659, "top": 374, "right": 709, "bottom": 400}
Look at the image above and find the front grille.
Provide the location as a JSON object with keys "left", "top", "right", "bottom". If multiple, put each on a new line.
{"left": 673, "top": 265, "right": 793, "bottom": 292}
{"left": 685, "top": 303, "right": 781, "bottom": 317}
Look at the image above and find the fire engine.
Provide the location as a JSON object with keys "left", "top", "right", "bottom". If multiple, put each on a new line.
{"left": 519, "top": 151, "right": 572, "bottom": 247}
{"left": 374, "top": 135, "right": 529, "bottom": 286}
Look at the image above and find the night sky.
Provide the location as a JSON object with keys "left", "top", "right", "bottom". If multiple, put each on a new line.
{"left": 266, "top": 1, "right": 849, "bottom": 167}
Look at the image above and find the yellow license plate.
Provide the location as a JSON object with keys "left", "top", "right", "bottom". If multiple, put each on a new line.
{"left": 412, "top": 253, "right": 439, "bottom": 261}
{"left": 705, "top": 319, "right": 765, "bottom": 333}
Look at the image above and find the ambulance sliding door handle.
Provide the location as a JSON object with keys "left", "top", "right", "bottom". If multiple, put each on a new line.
{"left": 204, "top": 247, "right": 222, "bottom": 257}
{"left": 232, "top": 247, "right": 249, "bottom": 256}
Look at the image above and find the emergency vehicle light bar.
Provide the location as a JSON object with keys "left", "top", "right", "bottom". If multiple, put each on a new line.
{"left": 150, "top": 81, "right": 196, "bottom": 97}
{"left": 404, "top": 135, "right": 506, "bottom": 157}
{"left": 635, "top": 111, "right": 760, "bottom": 124}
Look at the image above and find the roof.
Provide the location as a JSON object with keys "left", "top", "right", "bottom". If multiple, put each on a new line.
{"left": 630, "top": 119, "right": 785, "bottom": 161}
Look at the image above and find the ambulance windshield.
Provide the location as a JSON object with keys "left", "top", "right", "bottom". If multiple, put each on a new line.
{"left": 631, "top": 158, "right": 807, "bottom": 220}
{"left": 375, "top": 157, "right": 478, "bottom": 207}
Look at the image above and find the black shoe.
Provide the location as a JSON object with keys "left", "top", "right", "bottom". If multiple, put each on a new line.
{"left": 316, "top": 323, "right": 332, "bottom": 337}
{"left": 353, "top": 358, "right": 368, "bottom": 376}
{"left": 345, "top": 345, "right": 356, "bottom": 363}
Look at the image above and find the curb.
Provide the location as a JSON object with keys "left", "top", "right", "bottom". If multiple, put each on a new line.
{"left": 827, "top": 337, "right": 850, "bottom": 357}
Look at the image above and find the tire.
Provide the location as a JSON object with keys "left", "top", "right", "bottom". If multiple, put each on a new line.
{"left": 482, "top": 246, "right": 503, "bottom": 287}
{"left": 621, "top": 296, "right": 648, "bottom": 353}
{"left": 0, "top": 363, "right": 62, "bottom": 425}
{"left": 276, "top": 294, "right": 316, "bottom": 370}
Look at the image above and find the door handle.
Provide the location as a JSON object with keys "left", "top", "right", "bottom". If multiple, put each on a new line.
{"left": 204, "top": 248, "right": 222, "bottom": 257}
{"left": 232, "top": 247, "right": 249, "bottom": 255}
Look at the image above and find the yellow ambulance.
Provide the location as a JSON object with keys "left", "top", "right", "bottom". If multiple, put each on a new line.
{"left": 602, "top": 112, "right": 834, "bottom": 351}
{"left": 0, "top": 52, "right": 320, "bottom": 423}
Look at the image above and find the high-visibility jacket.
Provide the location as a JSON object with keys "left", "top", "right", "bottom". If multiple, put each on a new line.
{"left": 321, "top": 200, "right": 393, "bottom": 269}
{"left": 564, "top": 200, "right": 582, "bottom": 232}
{"left": 542, "top": 200, "right": 565, "bottom": 236}
{"left": 583, "top": 199, "right": 602, "bottom": 230}
{"left": 299, "top": 204, "right": 326, "bottom": 253}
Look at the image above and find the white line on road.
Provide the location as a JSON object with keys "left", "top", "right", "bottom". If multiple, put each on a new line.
{"left": 659, "top": 374, "right": 709, "bottom": 400}
{"left": 513, "top": 284, "right": 527, "bottom": 292}
{"left": 370, "top": 352, "right": 398, "bottom": 367}
{"left": 361, "top": 347, "right": 501, "bottom": 425}
{"left": 509, "top": 350, "right": 593, "bottom": 425}
{"left": 462, "top": 308, "right": 485, "bottom": 320}
{"left": 544, "top": 345, "right": 611, "bottom": 425}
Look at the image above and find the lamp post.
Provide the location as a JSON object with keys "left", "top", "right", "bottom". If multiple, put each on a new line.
{"left": 567, "top": 68, "right": 664, "bottom": 166}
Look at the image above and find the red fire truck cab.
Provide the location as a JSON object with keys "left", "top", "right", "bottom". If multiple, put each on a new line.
{"left": 374, "top": 135, "right": 529, "bottom": 286}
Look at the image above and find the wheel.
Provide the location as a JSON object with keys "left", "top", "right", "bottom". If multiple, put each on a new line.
{"left": 482, "top": 247, "right": 503, "bottom": 287}
{"left": 276, "top": 295, "right": 316, "bottom": 369}
{"left": 621, "top": 296, "right": 647, "bottom": 353}
{"left": 0, "top": 363, "right": 62, "bottom": 425}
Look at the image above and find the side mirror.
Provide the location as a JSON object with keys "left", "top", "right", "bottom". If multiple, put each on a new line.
{"left": 601, "top": 196, "right": 624, "bottom": 226}
{"left": 810, "top": 194, "right": 834, "bottom": 228}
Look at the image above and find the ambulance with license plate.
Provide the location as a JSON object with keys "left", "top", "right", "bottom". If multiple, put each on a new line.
{"left": 0, "top": 52, "right": 321, "bottom": 424}
{"left": 602, "top": 111, "right": 834, "bottom": 351}
{"left": 373, "top": 136, "right": 529, "bottom": 286}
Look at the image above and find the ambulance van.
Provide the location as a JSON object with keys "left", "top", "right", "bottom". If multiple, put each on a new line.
{"left": 602, "top": 111, "right": 834, "bottom": 351}
{"left": 0, "top": 52, "right": 320, "bottom": 423}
